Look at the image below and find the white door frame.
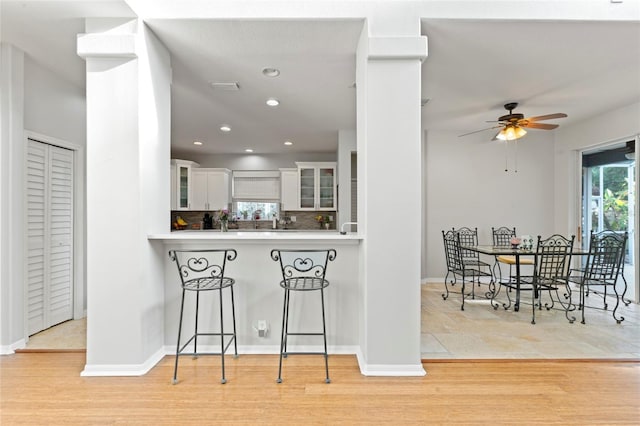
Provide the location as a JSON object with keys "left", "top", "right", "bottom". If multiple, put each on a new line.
{"left": 23, "top": 130, "right": 85, "bottom": 340}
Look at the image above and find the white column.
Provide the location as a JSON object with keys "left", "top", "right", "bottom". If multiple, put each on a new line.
{"left": 77, "top": 19, "right": 171, "bottom": 374}
{"left": 0, "top": 43, "right": 25, "bottom": 353}
{"left": 356, "top": 27, "right": 427, "bottom": 375}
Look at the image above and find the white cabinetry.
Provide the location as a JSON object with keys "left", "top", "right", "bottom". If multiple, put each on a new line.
{"left": 296, "top": 162, "right": 337, "bottom": 210}
{"left": 191, "top": 168, "right": 231, "bottom": 211}
{"left": 279, "top": 168, "right": 299, "bottom": 211}
{"left": 171, "top": 159, "right": 198, "bottom": 210}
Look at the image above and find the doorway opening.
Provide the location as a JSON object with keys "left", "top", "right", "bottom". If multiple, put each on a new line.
{"left": 581, "top": 140, "right": 636, "bottom": 302}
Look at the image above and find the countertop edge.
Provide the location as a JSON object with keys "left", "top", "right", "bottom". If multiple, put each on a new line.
{"left": 148, "top": 232, "right": 363, "bottom": 241}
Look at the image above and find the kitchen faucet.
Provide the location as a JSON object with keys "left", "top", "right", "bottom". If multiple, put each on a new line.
{"left": 252, "top": 210, "right": 261, "bottom": 229}
{"left": 340, "top": 222, "right": 358, "bottom": 235}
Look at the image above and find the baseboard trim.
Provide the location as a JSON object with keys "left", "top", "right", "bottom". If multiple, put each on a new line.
{"left": 356, "top": 349, "right": 426, "bottom": 376}
{"left": 162, "top": 344, "right": 360, "bottom": 356}
{"left": 80, "top": 347, "right": 165, "bottom": 376}
{"left": 0, "top": 339, "right": 26, "bottom": 355}
{"left": 422, "top": 358, "right": 640, "bottom": 363}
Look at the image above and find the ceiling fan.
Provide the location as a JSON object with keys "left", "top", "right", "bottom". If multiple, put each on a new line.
{"left": 460, "top": 102, "right": 567, "bottom": 140}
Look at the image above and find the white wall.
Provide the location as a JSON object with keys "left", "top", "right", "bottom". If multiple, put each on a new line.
{"left": 554, "top": 101, "right": 640, "bottom": 236}
{"left": 1, "top": 44, "right": 87, "bottom": 353}
{"left": 0, "top": 43, "right": 25, "bottom": 353}
{"left": 337, "top": 129, "right": 356, "bottom": 227}
{"left": 24, "top": 56, "right": 86, "bottom": 146}
{"left": 423, "top": 129, "right": 556, "bottom": 281}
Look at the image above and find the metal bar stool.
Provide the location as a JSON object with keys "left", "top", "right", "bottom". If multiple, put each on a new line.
{"left": 169, "top": 249, "right": 238, "bottom": 384}
{"left": 270, "top": 248, "right": 336, "bottom": 384}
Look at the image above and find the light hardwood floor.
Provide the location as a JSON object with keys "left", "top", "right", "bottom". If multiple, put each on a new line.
{"left": 1, "top": 353, "right": 639, "bottom": 425}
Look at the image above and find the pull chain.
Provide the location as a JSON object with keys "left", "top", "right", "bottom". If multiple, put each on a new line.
{"left": 504, "top": 140, "right": 508, "bottom": 172}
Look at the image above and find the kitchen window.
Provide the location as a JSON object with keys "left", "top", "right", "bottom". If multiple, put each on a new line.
{"left": 232, "top": 171, "right": 280, "bottom": 220}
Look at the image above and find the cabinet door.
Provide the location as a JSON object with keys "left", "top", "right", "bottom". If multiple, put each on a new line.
{"left": 318, "top": 167, "right": 336, "bottom": 209}
{"left": 206, "top": 171, "right": 230, "bottom": 210}
{"left": 191, "top": 170, "right": 208, "bottom": 210}
{"left": 280, "top": 170, "right": 299, "bottom": 211}
{"left": 176, "top": 163, "right": 191, "bottom": 210}
{"left": 299, "top": 167, "right": 316, "bottom": 209}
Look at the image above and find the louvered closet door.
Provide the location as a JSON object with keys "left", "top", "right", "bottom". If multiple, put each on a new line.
{"left": 26, "top": 139, "right": 74, "bottom": 335}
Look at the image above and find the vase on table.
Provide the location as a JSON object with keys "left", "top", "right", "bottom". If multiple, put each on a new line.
{"left": 220, "top": 220, "right": 228, "bottom": 232}
{"left": 324, "top": 222, "right": 330, "bottom": 230}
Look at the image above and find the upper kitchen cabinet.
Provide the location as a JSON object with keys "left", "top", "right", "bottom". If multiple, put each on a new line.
{"left": 280, "top": 168, "right": 299, "bottom": 211}
{"left": 296, "top": 162, "right": 337, "bottom": 211}
{"left": 171, "top": 159, "right": 199, "bottom": 210}
{"left": 191, "top": 168, "right": 232, "bottom": 211}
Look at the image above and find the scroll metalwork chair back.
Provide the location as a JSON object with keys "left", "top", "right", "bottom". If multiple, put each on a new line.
{"left": 455, "top": 227, "right": 486, "bottom": 268}
{"left": 491, "top": 226, "right": 535, "bottom": 286}
{"left": 168, "top": 249, "right": 238, "bottom": 384}
{"left": 441, "top": 229, "right": 492, "bottom": 311}
{"left": 567, "top": 230, "right": 628, "bottom": 324}
{"left": 527, "top": 234, "right": 574, "bottom": 324}
{"left": 271, "top": 248, "right": 336, "bottom": 384}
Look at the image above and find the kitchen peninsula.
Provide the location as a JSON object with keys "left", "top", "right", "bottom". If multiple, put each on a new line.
{"left": 148, "top": 230, "right": 362, "bottom": 356}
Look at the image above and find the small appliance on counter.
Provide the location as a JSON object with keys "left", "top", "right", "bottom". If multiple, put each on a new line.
{"left": 202, "top": 213, "right": 213, "bottom": 230}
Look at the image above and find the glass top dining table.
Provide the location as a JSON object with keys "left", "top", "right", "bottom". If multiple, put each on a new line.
{"left": 461, "top": 245, "right": 588, "bottom": 311}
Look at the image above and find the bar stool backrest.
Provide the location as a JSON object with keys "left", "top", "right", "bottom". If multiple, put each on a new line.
{"left": 169, "top": 249, "right": 237, "bottom": 288}
{"left": 533, "top": 234, "right": 575, "bottom": 281}
{"left": 271, "top": 249, "right": 336, "bottom": 282}
{"left": 492, "top": 226, "right": 516, "bottom": 246}
{"left": 584, "top": 230, "right": 628, "bottom": 283}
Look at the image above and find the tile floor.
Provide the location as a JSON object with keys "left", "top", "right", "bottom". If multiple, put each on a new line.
{"left": 24, "top": 318, "right": 86, "bottom": 350}
{"left": 422, "top": 283, "right": 640, "bottom": 359}
{"left": 24, "top": 285, "right": 640, "bottom": 360}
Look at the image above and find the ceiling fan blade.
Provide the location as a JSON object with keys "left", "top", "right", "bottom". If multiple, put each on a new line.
{"left": 458, "top": 125, "right": 502, "bottom": 137}
{"left": 520, "top": 122, "right": 559, "bottom": 130}
{"left": 526, "top": 113, "right": 567, "bottom": 122}
{"left": 491, "top": 130, "right": 501, "bottom": 141}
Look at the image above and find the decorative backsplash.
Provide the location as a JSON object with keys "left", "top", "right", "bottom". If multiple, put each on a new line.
{"left": 171, "top": 210, "right": 336, "bottom": 231}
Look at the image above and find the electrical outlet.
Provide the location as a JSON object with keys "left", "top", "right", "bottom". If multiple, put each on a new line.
{"left": 257, "top": 320, "right": 268, "bottom": 337}
{"left": 258, "top": 320, "right": 267, "bottom": 330}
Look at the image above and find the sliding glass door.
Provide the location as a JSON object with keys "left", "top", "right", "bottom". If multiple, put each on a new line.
{"left": 581, "top": 141, "right": 636, "bottom": 302}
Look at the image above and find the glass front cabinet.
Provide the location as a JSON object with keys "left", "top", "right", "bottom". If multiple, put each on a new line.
{"left": 296, "top": 162, "right": 337, "bottom": 210}
{"left": 170, "top": 159, "right": 198, "bottom": 210}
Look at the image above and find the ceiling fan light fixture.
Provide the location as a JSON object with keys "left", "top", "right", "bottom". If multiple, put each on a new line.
{"left": 497, "top": 125, "right": 527, "bottom": 141}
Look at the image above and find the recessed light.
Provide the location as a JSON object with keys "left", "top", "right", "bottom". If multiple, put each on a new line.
{"left": 245, "top": 148, "right": 254, "bottom": 153}
{"left": 262, "top": 67, "right": 280, "bottom": 77}
{"left": 284, "top": 141, "right": 293, "bottom": 146}
{"left": 193, "top": 141, "right": 203, "bottom": 146}
{"left": 220, "top": 125, "right": 231, "bottom": 132}
{"left": 266, "top": 98, "right": 280, "bottom": 107}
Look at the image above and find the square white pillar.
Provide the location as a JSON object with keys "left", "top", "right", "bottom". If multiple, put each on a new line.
{"left": 356, "top": 33, "right": 427, "bottom": 375}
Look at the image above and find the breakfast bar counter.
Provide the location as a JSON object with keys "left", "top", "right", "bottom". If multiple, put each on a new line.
{"left": 148, "top": 230, "right": 362, "bottom": 356}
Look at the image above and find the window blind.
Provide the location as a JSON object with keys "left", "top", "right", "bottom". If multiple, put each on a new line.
{"left": 232, "top": 171, "right": 280, "bottom": 200}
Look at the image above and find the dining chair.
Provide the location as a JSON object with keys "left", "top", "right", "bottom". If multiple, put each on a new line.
{"left": 519, "top": 234, "right": 575, "bottom": 324}
{"left": 441, "top": 229, "right": 493, "bottom": 310}
{"left": 491, "top": 226, "right": 534, "bottom": 285}
{"left": 565, "top": 230, "right": 628, "bottom": 324}
{"left": 454, "top": 227, "right": 493, "bottom": 282}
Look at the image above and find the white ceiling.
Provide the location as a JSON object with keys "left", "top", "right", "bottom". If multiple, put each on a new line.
{"left": 2, "top": 1, "right": 639, "bottom": 155}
